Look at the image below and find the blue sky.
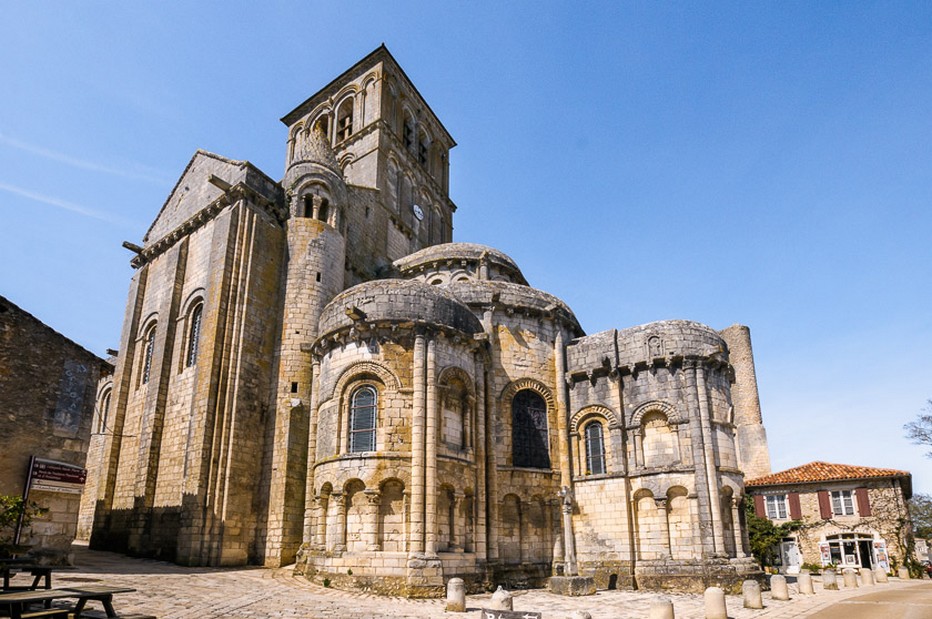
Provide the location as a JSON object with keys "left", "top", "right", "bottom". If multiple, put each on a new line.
{"left": 2, "top": 2, "right": 930, "bottom": 493}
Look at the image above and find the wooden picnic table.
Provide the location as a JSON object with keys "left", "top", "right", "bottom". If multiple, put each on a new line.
{"left": 0, "top": 585, "right": 136, "bottom": 619}
{"left": 1, "top": 565, "right": 74, "bottom": 591}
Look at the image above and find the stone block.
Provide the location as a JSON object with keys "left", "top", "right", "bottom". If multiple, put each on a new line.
{"left": 549, "top": 576, "right": 596, "bottom": 597}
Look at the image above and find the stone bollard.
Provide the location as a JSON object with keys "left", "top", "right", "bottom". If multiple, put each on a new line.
{"left": 770, "top": 574, "right": 790, "bottom": 601}
{"left": 568, "top": 612, "right": 591, "bottom": 619}
{"left": 445, "top": 578, "right": 466, "bottom": 612}
{"left": 898, "top": 566, "right": 910, "bottom": 580}
{"left": 843, "top": 568, "right": 859, "bottom": 589}
{"left": 704, "top": 586, "right": 727, "bottom": 619}
{"left": 860, "top": 568, "right": 875, "bottom": 586}
{"left": 648, "top": 598, "right": 675, "bottom": 619}
{"left": 875, "top": 567, "right": 888, "bottom": 583}
{"left": 742, "top": 580, "right": 763, "bottom": 609}
{"left": 798, "top": 572, "right": 815, "bottom": 595}
{"left": 490, "top": 586, "right": 513, "bottom": 611}
{"left": 823, "top": 569, "right": 838, "bottom": 590}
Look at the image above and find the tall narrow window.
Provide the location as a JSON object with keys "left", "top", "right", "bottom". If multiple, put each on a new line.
{"left": 403, "top": 119, "right": 414, "bottom": 150}
{"left": 186, "top": 304, "right": 203, "bottom": 367}
{"left": 512, "top": 390, "right": 550, "bottom": 468}
{"left": 97, "top": 389, "right": 111, "bottom": 434}
{"left": 317, "top": 198, "right": 329, "bottom": 223}
{"left": 141, "top": 325, "right": 156, "bottom": 385}
{"left": 349, "top": 386, "right": 377, "bottom": 452}
{"left": 584, "top": 421, "right": 606, "bottom": 475}
{"left": 337, "top": 99, "right": 353, "bottom": 141}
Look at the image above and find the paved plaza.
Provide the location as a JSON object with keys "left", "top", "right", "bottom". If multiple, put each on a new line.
{"left": 54, "top": 543, "right": 930, "bottom": 619}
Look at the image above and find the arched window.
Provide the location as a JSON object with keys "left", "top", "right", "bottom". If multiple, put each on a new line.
{"left": 185, "top": 304, "right": 203, "bottom": 367}
{"left": 336, "top": 98, "right": 353, "bottom": 141}
{"left": 141, "top": 324, "right": 156, "bottom": 385}
{"left": 512, "top": 389, "right": 549, "bottom": 468}
{"left": 349, "top": 386, "right": 377, "bottom": 452}
{"left": 584, "top": 421, "right": 606, "bottom": 475}
{"left": 96, "top": 389, "right": 112, "bottom": 434}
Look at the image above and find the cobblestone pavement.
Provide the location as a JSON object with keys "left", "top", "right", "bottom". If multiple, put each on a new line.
{"left": 47, "top": 544, "right": 929, "bottom": 619}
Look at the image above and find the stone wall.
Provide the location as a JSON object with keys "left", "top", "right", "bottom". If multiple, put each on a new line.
{"left": 0, "top": 296, "right": 108, "bottom": 562}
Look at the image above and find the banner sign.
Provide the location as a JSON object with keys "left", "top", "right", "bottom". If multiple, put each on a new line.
{"left": 29, "top": 458, "right": 86, "bottom": 494}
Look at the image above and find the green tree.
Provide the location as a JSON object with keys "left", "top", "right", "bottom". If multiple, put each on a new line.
{"left": 744, "top": 496, "right": 802, "bottom": 566}
{"left": 910, "top": 493, "right": 932, "bottom": 538}
{"left": 0, "top": 495, "right": 46, "bottom": 556}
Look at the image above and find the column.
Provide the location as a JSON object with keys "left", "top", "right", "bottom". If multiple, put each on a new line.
{"left": 425, "top": 337, "right": 439, "bottom": 557}
{"left": 695, "top": 362, "right": 725, "bottom": 556}
{"left": 303, "top": 359, "right": 321, "bottom": 543}
{"left": 656, "top": 498, "right": 671, "bottom": 558}
{"left": 365, "top": 490, "right": 381, "bottom": 551}
{"left": 631, "top": 431, "right": 642, "bottom": 469}
{"left": 410, "top": 333, "right": 427, "bottom": 554}
{"left": 683, "top": 360, "right": 715, "bottom": 558}
{"left": 550, "top": 499, "right": 565, "bottom": 573}
{"left": 559, "top": 488, "right": 578, "bottom": 575}
{"left": 314, "top": 495, "right": 327, "bottom": 550}
{"left": 473, "top": 351, "right": 488, "bottom": 561}
{"left": 731, "top": 498, "right": 746, "bottom": 558}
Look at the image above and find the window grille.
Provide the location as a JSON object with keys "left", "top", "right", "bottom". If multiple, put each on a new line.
{"left": 512, "top": 390, "right": 549, "bottom": 468}
{"left": 141, "top": 326, "right": 156, "bottom": 384}
{"left": 349, "top": 386, "right": 377, "bottom": 452}
{"left": 186, "top": 304, "right": 203, "bottom": 367}
{"left": 584, "top": 422, "right": 606, "bottom": 475}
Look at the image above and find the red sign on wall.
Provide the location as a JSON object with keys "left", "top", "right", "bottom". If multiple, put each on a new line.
{"left": 29, "top": 458, "right": 86, "bottom": 494}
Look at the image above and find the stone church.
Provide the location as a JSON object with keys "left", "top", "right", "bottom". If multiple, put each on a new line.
{"left": 81, "top": 45, "right": 772, "bottom": 595}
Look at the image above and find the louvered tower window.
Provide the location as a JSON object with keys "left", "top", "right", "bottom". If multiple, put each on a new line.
{"left": 512, "top": 390, "right": 549, "bottom": 468}
{"left": 349, "top": 386, "right": 377, "bottom": 452}
{"left": 186, "top": 304, "right": 203, "bottom": 367}
{"left": 584, "top": 421, "right": 606, "bottom": 475}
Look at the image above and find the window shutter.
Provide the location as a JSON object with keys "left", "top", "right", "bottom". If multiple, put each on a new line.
{"left": 818, "top": 490, "right": 832, "bottom": 519}
{"left": 753, "top": 495, "right": 765, "bottom": 518}
{"left": 789, "top": 493, "right": 802, "bottom": 520}
{"left": 855, "top": 487, "right": 872, "bottom": 517}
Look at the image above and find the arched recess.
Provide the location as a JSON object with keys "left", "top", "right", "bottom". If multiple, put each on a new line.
{"left": 500, "top": 379, "right": 556, "bottom": 469}
{"left": 326, "top": 360, "right": 402, "bottom": 402}
{"left": 438, "top": 484, "right": 456, "bottom": 551}
{"left": 438, "top": 366, "right": 475, "bottom": 452}
{"left": 570, "top": 406, "right": 617, "bottom": 477}
{"left": 630, "top": 400, "right": 681, "bottom": 426}
{"left": 523, "top": 495, "right": 550, "bottom": 564}
{"left": 378, "top": 478, "right": 406, "bottom": 552}
{"left": 344, "top": 478, "right": 367, "bottom": 552}
{"left": 500, "top": 494, "right": 522, "bottom": 564}
{"left": 633, "top": 488, "right": 662, "bottom": 560}
{"left": 667, "top": 486, "right": 693, "bottom": 560}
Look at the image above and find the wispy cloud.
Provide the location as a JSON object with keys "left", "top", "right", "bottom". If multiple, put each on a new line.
{"left": 0, "top": 181, "right": 136, "bottom": 227}
{"left": 0, "top": 132, "right": 170, "bottom": 184}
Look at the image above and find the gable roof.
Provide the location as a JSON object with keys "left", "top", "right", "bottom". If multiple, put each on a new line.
{"left": 746, "top": 461, "right": 911, "bottom": 488}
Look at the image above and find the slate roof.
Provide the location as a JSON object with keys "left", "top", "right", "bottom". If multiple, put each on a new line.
{"left": 746, "top": 461, "right": 911, "bottom": 487}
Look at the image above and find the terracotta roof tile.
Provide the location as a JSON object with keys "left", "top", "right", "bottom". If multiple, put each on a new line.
{"left": 745, "top": 461, "right": 910, "bottom": 487}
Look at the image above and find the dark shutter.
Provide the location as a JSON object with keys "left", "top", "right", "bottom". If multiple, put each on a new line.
{"left": 855, "top": 487, "right": 872, "bottom": 517}
{"left": 789, "top": 492, "right": 802, "bottom": 520}
{"left": 818, "top": 490, "right": 832, "bottom": 519}
{"left": 753, "top": 494, "right": 765, "bottom": 518}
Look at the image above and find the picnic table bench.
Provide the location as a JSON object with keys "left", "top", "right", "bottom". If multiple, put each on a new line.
{"left": 1, "top": 565, "right": 73, "bottom": 591}
{"left": 0, "top": 585, "right": 137, "bottom": 619}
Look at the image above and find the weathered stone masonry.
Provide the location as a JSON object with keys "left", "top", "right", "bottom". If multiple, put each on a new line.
{"left": 80, "top": 45, "right": 772, "bottom": 595}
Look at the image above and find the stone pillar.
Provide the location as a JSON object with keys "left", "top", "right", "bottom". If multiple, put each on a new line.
{"left": 683, "top": 361, "right": 715, "bottom": 558}
{"left": 425, "top": 337, "right": 438, "bottom": 557}
{"left": 445, "top": 577, "right": 466, "bottom": 612}
{"left": 695, "top": 362, "right": 725, "bottom": 556}
{"left": 331, "top": 492, "right": 346, "bottom": 552}
{"left": 473, "top": 351, "right": 488, "bottom": 561}
{"left": 861, "top": 568, "right": 875, "bottom": 586}
{"left": 771, "top": 574, "right": 789, "bottom": 600}
{"left": 313, "top": 495, "right": 327, "bottom": 549}
{"left": 560, "top": 487, "right": 578, "bottom": 575}
{"left": 656, "top": 498, "right": 671, "bottom": 558}
{"left": 303, "top": 359, "right": 321, "bottom": 543}
{"left": 875, "top": 567, "right": 888, "bottom": 583}
{"left": 551, "top": 499, "right": 565, "bottom": 571}
{"left": 730, "top": 497, "right": 746, "bottom": 558}
{"left": 648, "top": 599, "right": 675, "bottom": 619}
{"left": 410, "top": 333, "right": 427, "bottom": 554}
{"left": 843, "top": 568, "right": 859, "bottom": 588}
{"left": 364, "top": 490, "right": 381, "bottom": 551}
{"left": 742, "top": 580, "right": 762, "bottom": 608}
{"left": 823, "top": 568, "right": 838, "bottom": 590}
{"left": 798, "top": 571, "right": 814, "bottom": 595}
{"left": 704, "top": 587, "right": 727, "bottom": 619}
